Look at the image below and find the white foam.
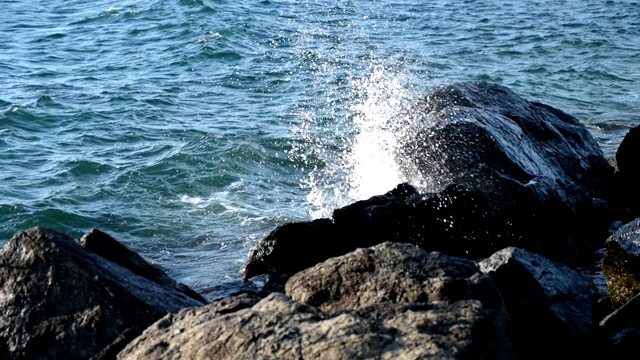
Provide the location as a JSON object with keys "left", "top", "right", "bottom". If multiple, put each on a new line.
{"left": 180, "top": 194, "right": 203, "bottom": 205}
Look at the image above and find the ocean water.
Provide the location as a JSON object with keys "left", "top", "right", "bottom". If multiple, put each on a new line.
{"left": 1, "top": 0, "right": 639, "bottom": 292}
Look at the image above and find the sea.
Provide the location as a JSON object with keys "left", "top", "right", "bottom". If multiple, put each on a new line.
{"left": 1, "top": 0, "right": 639, "bottom": 294}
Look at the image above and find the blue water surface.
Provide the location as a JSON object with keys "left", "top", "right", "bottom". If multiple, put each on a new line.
{"left": 1, "top": 0, "right": 639, "bottom": 291}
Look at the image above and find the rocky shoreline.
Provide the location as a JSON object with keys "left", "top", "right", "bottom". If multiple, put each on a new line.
{"left": 2, "top": 81, "right": 640, "bottom": 359}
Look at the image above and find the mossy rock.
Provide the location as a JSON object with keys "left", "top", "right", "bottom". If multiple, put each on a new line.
{"left": 602, "top": 219, "right": 640, "bottom": 307}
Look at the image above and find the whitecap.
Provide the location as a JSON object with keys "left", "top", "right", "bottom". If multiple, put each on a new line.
{"left": 180, "top": 194, "right": 203, "bottom": 205}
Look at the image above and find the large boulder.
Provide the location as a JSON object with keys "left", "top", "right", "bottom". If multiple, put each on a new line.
{"left": 245, "top": 81, "right": 617, "bottom": 281}
{"left": 0, "top": 227, "right": 206, "bottom": 360}
{"left": 478, "top": 247, "right": 598, "bottom": 358}
{"left": 285, "top": 241, "right": 503, "bottom": 314}
{"left": 118, "top": 292, "right": 266, "bottom": 360}
{"left": 78, "top": 228, "right": 206, "bottom": 304}
{"left": 243, "top": 218, "right": 345, "bottom": 281}
{"left": 395, "top": 81, "right": 617, "bottom": 265}
{"left": 120, "top": 242, "right": 514, "bottom": 360}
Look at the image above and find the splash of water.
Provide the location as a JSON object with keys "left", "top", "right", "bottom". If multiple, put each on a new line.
{"left": 284, "top": 1, "right": 427, "bottom": 219}
{"left": 346, "top": 65, "right": 407, "bottom": 200}
{"left": 298, "top": 63, "right": 415, "bottom": 219}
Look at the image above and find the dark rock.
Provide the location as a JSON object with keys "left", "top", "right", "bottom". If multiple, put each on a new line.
{"left": 243, "top": 218, "right": 347, "bottom": 281}
{"left": 609, "top": 325, "right": 640, "bottom": 359}
{"left": 331, "top": 182, "right": 505, "bottom": 259}
{"left": 244, "top": 182, "right": 506, "bottom": 282}
{"left": 0, "top": 227, "right": 205, "bottom": 360}
{"left": 79, "top": 228, "right": 207, "bottom": 304}
{"left": 120, "top": 243, "right": 514, "bottom": 360}
{"left": 600, "top": 291, "right": 640, "bottom": 357}
{"left": 91, "top": 328, "right": 141, "bottom": 360}
{"left": 615, "top": 125, "right": 640, "bottom": 173}
{"left": 600, "top": 291, "right": 640, "bottom": 334}
{"left": 396, "top": 81, "right": 617, "bottom": 266}
{"left": 613, "top": 124, "right": 640, "bottom": 217}
{"left": 244, "top": 81, "right": 617, "bottom": 281}
{"left": 478, "top": 247, "right": 598, "bottom": 359}
{"left": 602, "top": 218, "right": 640, "bottom": 307}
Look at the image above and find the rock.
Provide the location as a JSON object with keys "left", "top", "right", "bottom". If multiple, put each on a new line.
{"left": 478, "top": 247, "right": 598, "bottom": 359}
{"left": 0, "top": 227, "right": 205, "bottom": 360}
{"left": 120, "top": 242, "right": 514, "bottom": 360}
{"left": 330, "top": 182, "right": 505, "bottom": 260}
{"left": 396, "top": 81, "right": 616, "bottom": 266}
{"left": 285, "top": 241, "right": 503, "bottom": 314}
{"left": 613, "top": 124, "right": 640, "bottom": 217}
{"left": 600, "top": 291, "right": 640, "bottom": 357}
{"left": 600, "top": 291, "right": 640, "bottom": 334}
{"left": 244, "top": 183, "right": 505, "bottom": 282}
{"left": 602, "top": 218, "right": 640, "bottom": 307}
{"left": 608, "top": 325, "right": 640, "bottom": 359}
{"left": 118, "top": 292, "right": 265, "bottom": 360}
{"left": 244, "top": 81, "right": 617, "bottom": 281}
{"left": 243, "top": 218, "right": 345, "bottom": 281}
{"left": 79, "top": 228, "right": 207, "bottom": 304}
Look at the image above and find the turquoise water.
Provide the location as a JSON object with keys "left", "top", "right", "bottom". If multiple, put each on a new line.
{"left": 1, "top": 0, "right": 639, "bottom": 291}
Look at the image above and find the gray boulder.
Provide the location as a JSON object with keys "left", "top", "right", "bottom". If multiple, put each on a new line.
{"left": 285, "top": 241, "right": 503, "bottom": 314}
{"left": 0, "top": 227, "right": 205, "bottom": 360}
{"left": 118, "top": 292, "right": 265, "bottom": 360}
{"left": 478, "top": 247, "right": 598, "bottom": 359}
{"left": 121, "top": 242, "right": 514, "bottom": 360}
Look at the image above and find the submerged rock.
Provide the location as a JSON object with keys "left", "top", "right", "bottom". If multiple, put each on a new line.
{"left": 245, "top": 81, "right": 617, "bottom": 281}
{"left": 0, "top": 227, "right": 205, "bottom": 360}
{"left": 120, "top": 242, "right": 514, "bottom": 360}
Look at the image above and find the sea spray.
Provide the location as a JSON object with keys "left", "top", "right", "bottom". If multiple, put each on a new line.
{"left": 346, "top": 65, "right": 407, "bottom": 201}
{"left": 295, "top": 62, "right": 419, "bottom": 219}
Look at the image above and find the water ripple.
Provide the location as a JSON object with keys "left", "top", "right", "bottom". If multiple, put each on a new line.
{"left": 1, "top": 0, "right": 639, "bottom": 288}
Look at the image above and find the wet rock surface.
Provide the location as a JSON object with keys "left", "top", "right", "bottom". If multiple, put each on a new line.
{"left": 0, "top": 227, "right": 205, "bottom": 360}
{"left": 396, "top": 82, "right": 618, "bottom": 265}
